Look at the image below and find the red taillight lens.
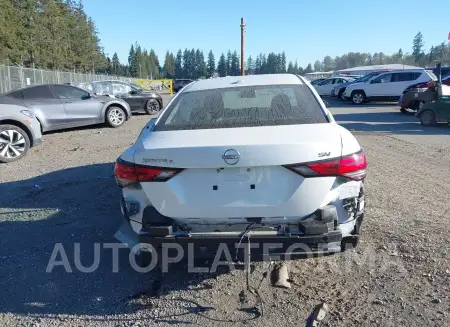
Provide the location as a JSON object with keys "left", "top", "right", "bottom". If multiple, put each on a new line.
{"left": 284, "top": 149, "right": 367, "bottom": 181}
{"left": 114, "top": 160, "right": 183, "bottom": 187}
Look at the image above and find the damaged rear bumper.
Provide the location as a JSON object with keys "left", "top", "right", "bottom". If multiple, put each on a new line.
{"left": 139, "top": 230, "right": 344, "bottom": 260}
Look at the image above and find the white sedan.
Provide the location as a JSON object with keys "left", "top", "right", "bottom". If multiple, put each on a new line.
{"left": 314, "top": 77, "right": 355, "bottom": 96}
{"left": 114, "top": 74, "right": 367, "bottom": 266}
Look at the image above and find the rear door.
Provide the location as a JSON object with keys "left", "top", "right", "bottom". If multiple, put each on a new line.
{"left": 366, "top": 72, "right": 393, "bottom": 97}
{"left": 390, "top": 72, "right": 422, "bottom": 97}
{"left": 51, "top": 85, "right": 103, "bottom": 126}
{"left": 22, "top": 85, "right": 67, "bottom": 129}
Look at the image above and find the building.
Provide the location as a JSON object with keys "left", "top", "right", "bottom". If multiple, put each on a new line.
{"left": 335, "top": 64, "right": 424, "bottom": 76}
{"left": 304, "top": 71, "right": 333, "bottom": 80}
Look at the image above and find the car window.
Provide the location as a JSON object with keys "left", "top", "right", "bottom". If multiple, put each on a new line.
{"left": 7, "top": 90, "right": 24, "bottom": 99}
{"left": 93, "top": 81, "right": 112, "bottom": 95}
{"left": 371, "top": 73, "right": 393, "bottom": 84}
{"left": 111, "top": 82, "right": 131, "bottom": 94}
{"left": 392, "top": 72, "right": 420, "bottom": 82}
{"left": 52, "top": 85, "right": 89, "bottom": 99}
{"left": 22, "top": 85, "right": 55, "bottom": 100}
{"left": 154, "top": 84, "right": 328, "bottom": 131}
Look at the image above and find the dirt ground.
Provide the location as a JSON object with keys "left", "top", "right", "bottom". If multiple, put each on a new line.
{"left": 1, "top": 99, "right": 449, "bottom": 327}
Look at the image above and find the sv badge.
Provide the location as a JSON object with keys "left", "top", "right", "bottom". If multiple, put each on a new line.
{"left": 318, "top": 152, "right": 331, "bottom": 158}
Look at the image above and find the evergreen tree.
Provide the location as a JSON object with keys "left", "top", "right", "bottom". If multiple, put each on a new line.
{"left": 112, "top": 52, "right": 120, "bottom": 75}
{"left": 226, "top": 50, "right": 232, "bottom": 76}
{"left": 217, "top": 53, "right": 227, "bottom": 77}
{"left": 246, "top": 55, "right": 254, "bottom": 75}
{"left": 175, "top": 49, "right": 183, "bottom": 78}
{"left": 206, "top": 50, "right": 215, "bottom": 78}
{"left": 412, "top": 32, "right": 424, "bottom": 64}
{"left": 231, "top": 50, "right": 240, "bottom": 76}
{"left": 280, "top": 51, "right": 286, "bottom": 73}
{"left": 287, "top": 61, "right": 294, "bottom": 74}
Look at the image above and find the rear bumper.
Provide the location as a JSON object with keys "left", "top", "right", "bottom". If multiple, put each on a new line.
{"left": 139, "top": 231, "right": 344, "bottom": 259}
{"left": 116, "top": 199, "right": 353, "bottom": 259}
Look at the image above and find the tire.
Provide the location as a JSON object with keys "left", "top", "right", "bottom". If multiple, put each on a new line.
{"left": 420, "top": 110, "right": 437, "bottom": 127}
{"left": 145, "top": 98, "right": 161, "bottom": 115}
{"left": 338, "top": 90, "right": 345, "bottom": 101}
{"left": 351, "top": 91, "right": 366, "bottom": 105}
{"left": 0, "top": 124, "right": 31, "bottom": 163}
{"left": 415, "top": 100, "right": 428, "bottom": 111}
{"left": 106, "top": 106, "right": 126, "bottom": 128}
{"left": 400, "top": 107, "right": 408, "bottom": 114}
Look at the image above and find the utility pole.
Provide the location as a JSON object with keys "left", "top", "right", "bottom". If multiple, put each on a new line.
{"left": 240, "top": 17, "right": 245, "bottom": 76}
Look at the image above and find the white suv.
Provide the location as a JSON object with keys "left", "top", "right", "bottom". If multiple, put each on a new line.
{"left": 343, "top": 70, "right": 436, "bottom": 104}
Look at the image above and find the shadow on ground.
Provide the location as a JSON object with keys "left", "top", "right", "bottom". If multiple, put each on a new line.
{"left": 333, "top": 112, "right": 450, "bottom": 135}
{"left": 0, "top": 163, "right": 237, "bottom": 322}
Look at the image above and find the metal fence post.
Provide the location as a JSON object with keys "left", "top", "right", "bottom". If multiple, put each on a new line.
{"left": 7, "top": 65, "right": 11, "bottom": 90}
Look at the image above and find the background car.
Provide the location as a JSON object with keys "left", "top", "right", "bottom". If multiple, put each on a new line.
{"left": 343, "top": 69, "right": 436, "bottom": 104}
{"left": 114, "top": 74, "right": 367, "bottom": 266}
{"left": 0, "top": 102, "right": 42, "bottom": 163}
{"left": 313, "top": 77, "right": 355, "bottom": 96}
{"left": 173, "top": 79, "right": 193, "bottom": 92}
{"left": 334, "top": 71, "right": 385, "bottom": 100}
{"left": 399, "top": 74, "right": 448, "bottom": 112}
{"left": 78, "top": 80, "right": 163, "bottom": 115}
{"left": 309, "top": 78, "right": 327, "bottom": 86}
{"left": 0, "top": 84, "right": 132, "bottom": 132}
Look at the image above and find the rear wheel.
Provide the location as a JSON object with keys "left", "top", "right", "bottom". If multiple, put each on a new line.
{"left": 106, "top": 106, "right": 126, "bottom": 128}
{"left": 338, "top": 90, "right": 346, "bottom": 100}
{"left": 351, "top": 91, "right": 365, "bottom": 105}
{"left": 0, "top": 124, "right": 30, "bottom": 163}
{"left": 420, "top": 110, "right": 436, "bottom": 127}
{"left": 145, "top": 98, "right": 161, "bottom": 115}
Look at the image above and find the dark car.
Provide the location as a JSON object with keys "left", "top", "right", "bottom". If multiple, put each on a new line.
{"left": 173, "top": 79, "right": 193, "bottom": 92}
{"left": 399, "top": 74, "right": 449, "bottom": 112}
{"left": 79, "top": 80, "right": 163, "bottom": 115}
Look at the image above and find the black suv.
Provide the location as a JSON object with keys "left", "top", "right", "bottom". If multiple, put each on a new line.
{"left": 173, "top": 79, "right": 193, "bottom": 92}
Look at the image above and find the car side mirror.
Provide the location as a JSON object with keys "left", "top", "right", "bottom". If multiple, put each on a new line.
{"left": 82, "top": 93, "right": 91, "bottom": 100}
{"left": 130, "top": 90, "right": 137, "bottom": 95}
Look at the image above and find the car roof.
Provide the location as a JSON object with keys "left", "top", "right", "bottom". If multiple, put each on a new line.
{"left": 183, "top": 74, "right": 302, "bottom": 92}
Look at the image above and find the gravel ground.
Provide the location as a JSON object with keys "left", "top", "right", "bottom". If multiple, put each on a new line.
{"left": 1, "top": 99, "right": 450, "bottom": 327}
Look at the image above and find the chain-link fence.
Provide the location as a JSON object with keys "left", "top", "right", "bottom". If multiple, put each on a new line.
{"left": 0, "top": 65, "right": 131, "bottom": 94}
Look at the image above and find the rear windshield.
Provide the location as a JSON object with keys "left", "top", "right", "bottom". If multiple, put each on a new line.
{"left": 153, "top": 84, "right": 328, "bottom": 131}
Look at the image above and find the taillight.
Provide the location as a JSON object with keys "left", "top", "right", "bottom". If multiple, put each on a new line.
{"left": 114, "top": 159, "right": 183, "bottom": 187}
{"left": 284, "top": 149, "right": 367, "bottom": 181}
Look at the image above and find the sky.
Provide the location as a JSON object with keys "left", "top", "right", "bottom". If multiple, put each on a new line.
{"left": 83, "top": 0, "right": 450, "bottom": 67}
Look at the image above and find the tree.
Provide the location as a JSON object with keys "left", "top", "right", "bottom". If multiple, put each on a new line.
{"left": 175, "top": 49, "right": 183, "bottom": 78}
{"left": 322, "top": 56, "right": 334, "bottom": 71}
{"left": 412, "top": 32, "right": 424, "bottom": 64}
{"left": 206, "top": 50, "right": 215, "bottom": 78}
{"left": 112, "top": 52, "right": 120, "bottom": 75}
{"left": 313, "top": 60, "right": 323, "bottom": 72}
{"left": 226, "top": 50, "right": 232, "bottom": 76}
{"left": 163, "top": 51, "right": 175, "bottom": 78}
{"left": 230, "top": 50, "right": 240, "bottom": 76}
{"left": 395, "top": 48, "right": 403, "bottom": 62}
{"left": 280, "top": 51, "right": 286, "bottom": 73}
{"left": 246, "top": 55, "right": 254, "bottom": 75}
{"left": 287, "top": 61, "right": 294, "bottom": 74}
{"left": 304, "top": 63, "right": 313, "bottom": 74}
{"left": 217, "top": 53, "right": 227, "bottom": 77}
{"left": 293, "top": 60, "right": 298, "bottom": 74}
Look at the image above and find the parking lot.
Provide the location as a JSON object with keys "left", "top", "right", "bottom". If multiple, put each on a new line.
{"left": 1, "top": 97, "right": 450, "bottom": 326}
